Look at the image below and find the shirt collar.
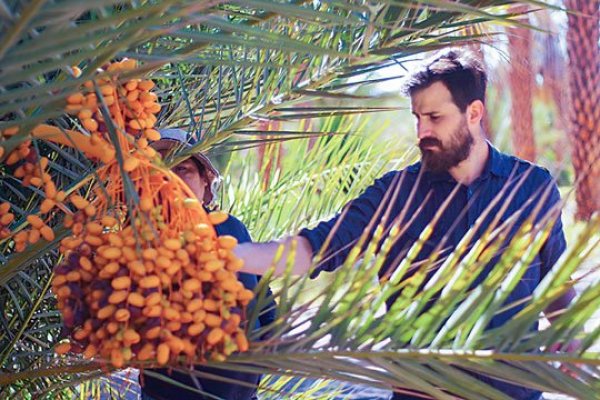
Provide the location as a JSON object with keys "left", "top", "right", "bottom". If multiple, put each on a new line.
{"left": 487, "top": 141, "right": 511, "bottom": 178}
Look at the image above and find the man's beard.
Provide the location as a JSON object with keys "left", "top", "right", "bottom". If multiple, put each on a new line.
{"left": 419, "top": 119, "right": 474, "bottom": 173}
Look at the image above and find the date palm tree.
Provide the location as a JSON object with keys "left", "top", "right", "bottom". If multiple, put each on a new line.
{"left": 565, "top": 0, "right": 600, "bottom": 220}
{"left": 1, "top": 1, "right": 599, "bottom": 399}
{"left": 508, "top": 4, "right": 536, "bottom": 161}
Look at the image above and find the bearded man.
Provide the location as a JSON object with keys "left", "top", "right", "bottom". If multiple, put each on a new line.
{"left": 234, "top": 48, "right": 577, "bottom": 400}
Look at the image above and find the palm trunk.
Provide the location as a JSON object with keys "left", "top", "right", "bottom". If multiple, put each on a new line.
{"left": 565, "top": 0, "right": 600, "bottom": 220}
{"left": 508, "top": 5, "right": 536, "bottom": 162}
{"left": 537, "top": 10, "right": 571, "bottom": 166}
{"left": 256, "top": 120, "right": 283, "bottom": 191}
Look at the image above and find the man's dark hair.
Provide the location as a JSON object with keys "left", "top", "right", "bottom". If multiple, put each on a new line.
{"left": 402, "top": 48, "right": 487, "bottom": 112}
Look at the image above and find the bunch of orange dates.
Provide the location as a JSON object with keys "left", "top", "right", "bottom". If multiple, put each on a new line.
{"left": 1, "top": 59, "right": 254, "bottom": 369}
{"left": 53, "top": 207, "right": 254, "bottom": 368}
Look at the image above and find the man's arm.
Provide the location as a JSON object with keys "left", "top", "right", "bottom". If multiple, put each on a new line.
{"left": 235, "top": 170, "right": 402, "bottom": 278}
{"left": 544, "top": 287, "right": 577, "bottom": 324}
{"left": 235, "top": 235, "right": 314, "bottom": 277}
{"left": 545, "top": 287, "right": 580, "bottom": 355}
{"left": 537, "top": 176, "right": 577, "bottom": 326}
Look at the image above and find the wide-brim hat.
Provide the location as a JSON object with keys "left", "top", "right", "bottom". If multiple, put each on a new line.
{"left": 151, "top": 128, "right": 221, "bottom": 206}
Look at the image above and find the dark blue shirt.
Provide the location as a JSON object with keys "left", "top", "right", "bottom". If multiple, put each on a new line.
{"left": 142, "top": 214, "right": 275, "bottom": 400}
{"left": 299, "top": 145, "right": 565, "bottom": 400}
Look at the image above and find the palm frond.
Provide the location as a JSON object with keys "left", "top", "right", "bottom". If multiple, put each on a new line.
{"left": 4, "top": 1, "right": 596, "bottom": 399}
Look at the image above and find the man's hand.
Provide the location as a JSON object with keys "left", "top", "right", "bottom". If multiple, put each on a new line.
{"left": 547, "top": 339, "right": 583, "bottom": 379}
{"left": 547, "top": 339, "right": 582, "bottom": 354}
{"left": 544, "top": 287, "right": 580, "bottom": 378}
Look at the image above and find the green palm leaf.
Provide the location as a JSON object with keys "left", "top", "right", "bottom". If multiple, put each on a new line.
{"left": 2, "top": 1, "right": 598, "bottom": 399}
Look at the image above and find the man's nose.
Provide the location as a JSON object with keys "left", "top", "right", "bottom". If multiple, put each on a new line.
{"left": 417, "top": 121, "right": 433, "bottom": 139}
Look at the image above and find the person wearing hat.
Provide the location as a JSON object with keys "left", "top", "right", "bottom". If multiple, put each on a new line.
{"left": 150, "top": 128, "right": 222, "bottom": 208}
{"left": 140, "top": 129, "right": 276, "bottom": 400}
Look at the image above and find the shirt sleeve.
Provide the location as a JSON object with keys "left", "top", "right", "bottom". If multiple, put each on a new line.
{"left": 222, "top": 215, "right": 252, "bottom": 244}
{"left": 538, "top": 176, "right": 567, "bottom": 278}
{"left": 223, "top": 214, "right": 277, "bottom": 329}
{"left": 298, "top": 171, "right": 401, "bottom": 278}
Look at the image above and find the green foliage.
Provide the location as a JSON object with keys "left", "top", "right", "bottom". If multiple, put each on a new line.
{"left": 222, "top": 115, "right": 414, "bottom": 241}
{"left": 1, "top": 1, "right": 598, "bottom": 400}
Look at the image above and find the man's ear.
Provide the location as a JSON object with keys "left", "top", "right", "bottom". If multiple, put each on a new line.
{"left": 466, "top": 100, "right": 484, "bottom": 125}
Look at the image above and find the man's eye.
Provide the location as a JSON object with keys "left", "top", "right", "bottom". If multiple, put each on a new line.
{"left": 430, "top": 115, "right": 440, "bottom": 121}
